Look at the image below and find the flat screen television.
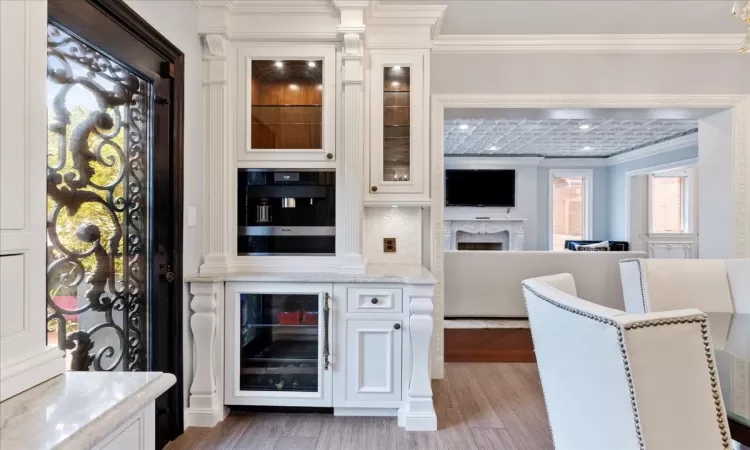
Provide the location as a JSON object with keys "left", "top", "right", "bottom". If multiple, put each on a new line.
{"left": 445, "top": 169, "right": 516, "bottom": 207}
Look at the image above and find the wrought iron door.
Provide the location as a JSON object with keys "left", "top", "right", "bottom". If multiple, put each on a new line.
{"left": 45, "top": 0, "right": 185, "bottom": 446}
{"left": 46, "top": 22, "right": 151, "bottom": 371}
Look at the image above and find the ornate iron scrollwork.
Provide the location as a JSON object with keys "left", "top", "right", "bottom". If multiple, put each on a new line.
{"left": 46, "top": 23, "right": 151, "bottom": 371}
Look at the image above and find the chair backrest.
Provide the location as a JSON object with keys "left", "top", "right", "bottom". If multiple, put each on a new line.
{"left": 619, "top": 258, "right": 738, "bottom": 314}
{"left": 523, "top": 273, "right": 731, "bottom": 450}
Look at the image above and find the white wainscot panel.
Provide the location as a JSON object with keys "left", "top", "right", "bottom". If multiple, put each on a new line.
{"left": 0, "top": 254, "right": 26, "bottom": 339}
{"left": 648, "top": 241, "right": 694, "bottom": 259}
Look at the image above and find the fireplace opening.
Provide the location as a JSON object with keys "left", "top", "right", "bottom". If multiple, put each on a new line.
{"left": 457, "top": 242, "right": 503, "bottom": 251}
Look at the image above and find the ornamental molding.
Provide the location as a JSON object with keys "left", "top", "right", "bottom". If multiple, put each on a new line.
{"left": 366, "top": 0, "right": 446, "bottom": 39}
{"left": 203, "top": 34, "right": 227, "bottom": 57}
{"left": 433, "top": 34, "right": 749, "bottom": 54}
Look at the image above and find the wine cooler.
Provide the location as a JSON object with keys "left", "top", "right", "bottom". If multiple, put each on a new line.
{"left": 225, "top": 283, "right": 333, "bottom": 407}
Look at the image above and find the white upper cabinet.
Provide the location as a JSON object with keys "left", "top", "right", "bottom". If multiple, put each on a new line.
{"left": 367, "top": 50, "right": 430, "bottom": 204}
{"left": 237, "top": 45, "right": 336, "bottom": 162}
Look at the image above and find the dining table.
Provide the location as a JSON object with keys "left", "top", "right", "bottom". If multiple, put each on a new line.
{"left": 709, "top": 312, "right": 750, "bottom": 447}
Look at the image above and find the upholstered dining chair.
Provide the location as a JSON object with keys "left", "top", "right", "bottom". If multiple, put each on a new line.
{"left": 619, "top": 258, "right": 750, "bottom": 314}
{"left": 522, "top": 273, "right": 731, "bottom": 450}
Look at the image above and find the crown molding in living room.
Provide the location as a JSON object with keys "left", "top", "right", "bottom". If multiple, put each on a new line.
{"left": 432, "top": 34, "right": 747, "bottom": 53}
{"left": 606, "top": 132, "right": 698, "bottom": 165}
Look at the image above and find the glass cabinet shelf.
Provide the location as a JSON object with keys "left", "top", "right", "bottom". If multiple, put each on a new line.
{"left": 239, "top": 293, "right": 320, "bottom": 393}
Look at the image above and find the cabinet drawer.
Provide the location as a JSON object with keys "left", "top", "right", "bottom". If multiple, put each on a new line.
{"left": 347, "top": 287, "right": 402, "bottom": 313}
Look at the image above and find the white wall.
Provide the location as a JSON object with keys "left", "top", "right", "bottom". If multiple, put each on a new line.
{"left": 432, "top": 53, "right": 750, "bottom": 95}
{"left": 698, "top": 110, "right": 734, "bottom": 257}
{"left": 124, "top": 0, "right": 202, "bottom": 422}
{"left": 608, "top": 145, "right": 699, "bottom": 241}
{"left": 444, "top": 159, "right": 539, "bottom": 250}
{"left": 364, "top": 207, "right": 423, "bottom": 264}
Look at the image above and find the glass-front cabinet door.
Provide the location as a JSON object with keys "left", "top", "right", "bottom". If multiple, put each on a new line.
{"left": 238, "top": 46, "right": 336, "bottom": 162}
{"left": 369, "top": 52, "right": 426, "bottom": 197}
{"left": 225, "top": 283, "right": 333, "bottom": 407}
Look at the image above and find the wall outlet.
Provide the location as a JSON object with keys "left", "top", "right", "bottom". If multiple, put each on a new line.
{"left": 383, "top": 237, "right": 397, "bottom": 253}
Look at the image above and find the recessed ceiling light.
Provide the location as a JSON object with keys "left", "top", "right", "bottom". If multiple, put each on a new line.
{"left": 582, "top": 146, "right": 594, "bottom": 151}
{"left": 391, "top": 205, "right": 399, "bottom": 208}
{"left": 391, "top": 81, "right": 400, "bottom": 88}
{"left": 316, "top": 84, "right": 323, "bottom": 91}
{"left": 289, "top": 84, "right": 300, "bottom": 91}
{"left": 488, "top": 146, "right": 498, "bottom": 151}
{"left": 459, "top": 124, "right": 469, "bottom": 130}
{"left": 392, "top": 66, "right": 401, "bottom": 71}
{"left": 579, "top": 124, "right": 591, "bottom": 130}
{"left": 308, "top": 61, "right": 316, "bottom": 67}
{"left": 274, "top": 61, "right": 284, "bottom": 68}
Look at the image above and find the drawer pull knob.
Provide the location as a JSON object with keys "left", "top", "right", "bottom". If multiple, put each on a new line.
{"left": 326, "top": 153, "right": 333, "bottom": 159}
{"left": 371, "top": 298, "right": 379, "bottom": 304}
{"left": 371, "top": 186, "right": 378, "bottom": 192}
{"left": 394, "top": 323, "right": 401, "bottom": 330}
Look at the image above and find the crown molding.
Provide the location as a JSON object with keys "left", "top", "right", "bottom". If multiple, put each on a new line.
{"left": 433, "top": 34, "right": 748, "bottom": 54}
{"left": 606, "top": 132, "right": 698, "bottom": 165}
{"left": 195, "top": 0, "right": 336, "bottom": 16}
{"left": 367, "top": 0, "right": 446, "bottom": 39}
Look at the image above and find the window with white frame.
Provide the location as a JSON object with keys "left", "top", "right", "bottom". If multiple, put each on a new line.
{"left": 550, "top": 170, "right": 593, "bottom": 251}
{"left": 649, "top": 169, "right": 692, "bottom": 234}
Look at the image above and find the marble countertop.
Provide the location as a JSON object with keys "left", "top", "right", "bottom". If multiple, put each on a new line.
{"left": 0, "top": 371, "right": 175, "bottom": 450}
{"left": 185, "top": 263, "right": 437, "bottom": 285}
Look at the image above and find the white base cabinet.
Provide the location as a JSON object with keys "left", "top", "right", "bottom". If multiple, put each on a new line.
{"left": 187, "top": 274, "right": 436, "bottom": 431}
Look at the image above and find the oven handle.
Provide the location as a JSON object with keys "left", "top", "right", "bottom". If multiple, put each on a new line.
{"left": 323, "top": 292, "right": 330, "bottom": 370}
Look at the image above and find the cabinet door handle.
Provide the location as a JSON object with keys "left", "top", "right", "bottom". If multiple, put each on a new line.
{"left": 371, "top": 298, "right": 379, "bottom": 304}
{"left": 394, "top": 323, "right": 401, "bottom": 330}
{"left": 323, "top": 292, "right": 330, "bottom": 370}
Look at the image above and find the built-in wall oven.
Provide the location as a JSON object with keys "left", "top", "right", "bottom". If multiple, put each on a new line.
{"left": 237, "top": 169, "right": 335, "bottom": 255}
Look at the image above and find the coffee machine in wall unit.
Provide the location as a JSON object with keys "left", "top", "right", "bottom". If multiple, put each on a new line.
{"left": 237, "top": 169, "right": 336, "bottom": 256}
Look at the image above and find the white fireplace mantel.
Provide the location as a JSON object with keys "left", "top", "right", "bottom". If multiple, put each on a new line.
{"left": 443, "top": 218, "right": 526, "bottom": 251}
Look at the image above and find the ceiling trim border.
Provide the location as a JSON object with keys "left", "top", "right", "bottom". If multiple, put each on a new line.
{"left": 433, "top": 34, "right": 748, "bottom": 54}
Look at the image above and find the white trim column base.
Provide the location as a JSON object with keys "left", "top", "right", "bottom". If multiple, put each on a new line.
{"left": 185, "top": 402, "right": 229, "bottom": 428}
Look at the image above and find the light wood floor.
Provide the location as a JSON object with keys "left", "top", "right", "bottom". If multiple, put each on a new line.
{"left": 166, "top": 363, "right": 554, "bottom": 450}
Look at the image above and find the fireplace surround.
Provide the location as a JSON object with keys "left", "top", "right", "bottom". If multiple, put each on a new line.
{"left": 444, "top": 218, "right": 526, "bottom": 251}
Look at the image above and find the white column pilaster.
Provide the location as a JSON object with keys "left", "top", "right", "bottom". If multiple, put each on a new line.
{"left": 335, "top": 3, "right": 368, "bottom": 272}
{"left": 200, "top": 34, "right": 232, "bottom": 273}
{"left": 186, "top": 281, "right": 228, "bottom": 427}
{"left": 399, "top": 284, "right": 437, "bottom": 431}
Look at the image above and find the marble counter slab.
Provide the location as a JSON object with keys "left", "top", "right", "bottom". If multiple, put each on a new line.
{"left": 185, "top": 263, "right": 437, "bottom": 285}
{"left": 0, "top": 371, "right": 175, "bottom": 450}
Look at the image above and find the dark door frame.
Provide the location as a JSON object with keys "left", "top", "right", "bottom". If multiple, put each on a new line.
{"left": 48, "top": 0, "right": 185, "bottom": 445}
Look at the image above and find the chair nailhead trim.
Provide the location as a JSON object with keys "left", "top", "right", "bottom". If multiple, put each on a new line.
{"left": 620, "top": 258, "right": 647, "bottom": 313}
{"left": 522, "top": 283, "right": 730, "bottom": 450}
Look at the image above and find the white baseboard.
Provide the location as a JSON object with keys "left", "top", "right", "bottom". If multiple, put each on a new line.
{"left": 185, "top": 406, "right": 229, "bottom": 428}
{"left": 334, "top": 407, "right": 398, "bottom": 417}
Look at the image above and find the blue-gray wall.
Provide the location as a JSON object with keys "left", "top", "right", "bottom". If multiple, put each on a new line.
{"left": 607, "top": 145, "right": 699, "bottom": 241}
{"left": 537, "top": 166, "right": 611, "bottom": 250}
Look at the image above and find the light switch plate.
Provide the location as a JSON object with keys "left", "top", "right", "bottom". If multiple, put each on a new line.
{"left": 383, "top": 237, "right": 396, "bottom": 253}
{"left": 187, "top": 206, "right": 197, "bottom": 227}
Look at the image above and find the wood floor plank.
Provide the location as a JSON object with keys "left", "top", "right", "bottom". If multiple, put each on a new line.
{"left": 282, "top": 414, "right": 325, "bottom": 438}
{"left": 470, "top": 364, "right": 553, "bottom": 450}
{"left": 435, "top": 406, "right": 479, "bottom": 450}
{"left": 471, "top": 428, "right": 518, "bottom": 450}
{"left": 233, "top": 414, "right": 290, "bottom": 450}
{"left": 273, "top": 437, "right": 318, "bottom": 450}
{"left": 196, "top": 414, "right": 253, "bottom": 450}
{"left": 445, "top": 364, "right": 505, "bottom": 429}
{"left": 166, "top": 363, "right": 555, "bottom": 450}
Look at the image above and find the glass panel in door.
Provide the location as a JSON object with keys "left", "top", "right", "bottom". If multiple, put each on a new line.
{"left": 46, "top": 22, "right": 152, "bottom": 371}
{"left": 239, "top": 293, "right": 320, "bottom": 392}
{"left": 383, "top": 66, "right": 410, "bottom": 182}
{"left": 251, "top": 60, "right": 323, "bottom": 150}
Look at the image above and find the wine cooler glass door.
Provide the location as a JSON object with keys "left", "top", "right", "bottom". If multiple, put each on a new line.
{"left": 228, "top": 283, "right": 333, "bottom": 406}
